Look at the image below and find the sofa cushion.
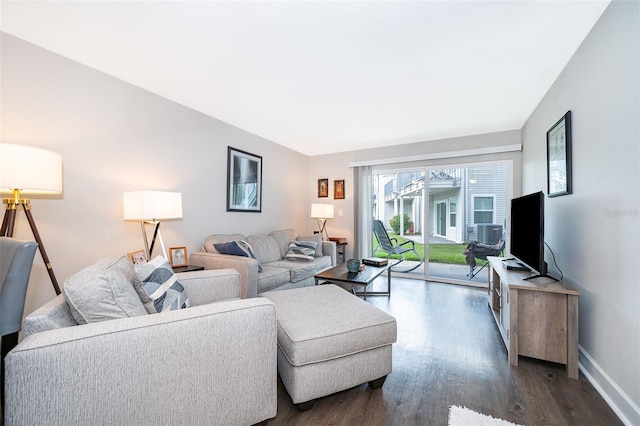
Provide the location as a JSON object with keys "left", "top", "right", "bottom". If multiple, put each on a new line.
{"left": 284, "top": 241, "right": 317, "bottom": 261}
{"left": 297, "top": 234, "right": 323, "bottom": 257}
{"left": 23, "top": 294, "right": 79, "bottom": 335}
{"left": 135, "top": 256, "right": 190, "bottom": 312}
{"left": 256, "top": 265, "right": 291, "bottom": 293}
{"left": 268, "top": 256, "right": 332, "bottom": 283}
{"left": 63, "top": 256, "right": 149, "bottom": 325}
{"left": 263, "top": 285, "right": 397, "bottom": 366}
{"left": 246, "top": 235, "right": 282, "bottom": 263}
{"left": 204, "top": 233, "right": 246, "bottom": 253}
{"left": 269, "top": 228, "right": 297, "bottom": 258}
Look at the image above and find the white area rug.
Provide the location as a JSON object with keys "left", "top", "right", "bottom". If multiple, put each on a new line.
{"left": 448, "top": 405, "right": 524, "bottom": 426}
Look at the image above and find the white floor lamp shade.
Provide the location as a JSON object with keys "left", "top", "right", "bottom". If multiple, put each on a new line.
{"left": 0, "top": 143, "right": 64, "bottom": 295}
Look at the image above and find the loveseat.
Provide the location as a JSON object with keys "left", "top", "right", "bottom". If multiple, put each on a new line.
{"left": 3, "top": 256, "right": 277, "bottom": 426}
{"left": 190, "top": 228, "right": 336, "bottom": 298}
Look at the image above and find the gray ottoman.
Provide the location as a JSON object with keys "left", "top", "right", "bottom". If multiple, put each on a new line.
{"left": 263, "top": 284, "right": 397, "bottom": 411}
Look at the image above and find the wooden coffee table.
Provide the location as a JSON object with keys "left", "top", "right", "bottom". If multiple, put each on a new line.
{"left": 314, "top": 262, "right": 394, "bottom": 300}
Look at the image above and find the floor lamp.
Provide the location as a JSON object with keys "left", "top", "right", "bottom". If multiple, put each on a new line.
{"left": 0, "top": 143, "right": 63, "bottom": 295}
{"left": 311, "top": 203, "right": 335, "bottom": 241}
{"left": 123, "top": 190, "right": 183, "bottom": 260}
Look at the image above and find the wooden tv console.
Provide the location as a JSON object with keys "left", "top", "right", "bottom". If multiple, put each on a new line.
{"left": 487, "top": 256, "right": 580, "bottom": 379}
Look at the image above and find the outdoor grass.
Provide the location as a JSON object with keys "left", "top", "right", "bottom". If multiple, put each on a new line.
{"left": 372, "top": 233, "right": 468, "bottom": 265}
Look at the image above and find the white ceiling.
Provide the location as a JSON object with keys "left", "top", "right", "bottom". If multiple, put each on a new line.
{"left": 1, "top": 1, "right": 610, "bottom": 156}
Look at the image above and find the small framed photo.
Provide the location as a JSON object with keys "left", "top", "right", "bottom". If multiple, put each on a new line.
{"left": 334, "top": 179, "right": 345, "bottom": 199}
{"left": 169, "top": 246, "right": 188, "bottom": 267}
{"left": 547, "top": 110, "right": 573, "bottom": 197}
{"left": 318, "top": 178, "right": 329, "bottom": 198}
{"left": 127, "top": 250, "right": 147, "bottom": 265}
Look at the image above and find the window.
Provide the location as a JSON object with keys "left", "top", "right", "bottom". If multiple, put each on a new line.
{"left": 473, "top": 196, "right": 495, "bottom": 224}
{"left": 449, "top": 199, "right": 457, "bottom": 226}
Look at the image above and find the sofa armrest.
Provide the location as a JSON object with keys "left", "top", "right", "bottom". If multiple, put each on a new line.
{"left": 322, "top": 241, "right": 337, "bottom": 266}
{"left": 176, "top": 268, "right": 240, "bottom": 306}
{"left": 189, "top": 252, "right": 259, "bottom": 298}
{"left": 5, "top": 298, "right": 277, "bottom": 425}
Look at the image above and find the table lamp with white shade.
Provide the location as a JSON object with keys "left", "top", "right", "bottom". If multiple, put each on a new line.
{"left": 123, "top": 190, "right": 183, "bottom": 260}
{"left": 311, "top": 203, "right": 334, "bottom": 241}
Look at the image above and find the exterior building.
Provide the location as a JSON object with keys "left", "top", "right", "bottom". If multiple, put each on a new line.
{"left": 374, "top": 166, "right": 507, "bottom": 244}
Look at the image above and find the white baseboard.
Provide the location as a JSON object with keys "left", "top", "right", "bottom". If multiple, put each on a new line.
{"left": 579, "top": 345, "right": 640, "bottom": 426}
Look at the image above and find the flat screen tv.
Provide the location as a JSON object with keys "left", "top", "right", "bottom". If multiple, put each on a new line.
{"left": 509, "top": 191, "right": 547, "bottom": 278}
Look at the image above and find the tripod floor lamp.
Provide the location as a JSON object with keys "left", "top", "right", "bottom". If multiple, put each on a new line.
{"left": 123, "top": 190, "right": 183, "bottom": 260}
{"left": 0, "top": 143, "right": 63, "bottom": 295}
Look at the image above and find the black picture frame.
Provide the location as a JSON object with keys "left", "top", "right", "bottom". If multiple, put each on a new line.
{"left": 547, "top": 111, "right": 572, "bottom": 197}
{"left": 227, "top": 146, "right": 262, "bottom": 212}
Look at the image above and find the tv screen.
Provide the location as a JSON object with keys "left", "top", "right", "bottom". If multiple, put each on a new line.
{"left": 510, "top": 191, "right": 546, "bottom": 276}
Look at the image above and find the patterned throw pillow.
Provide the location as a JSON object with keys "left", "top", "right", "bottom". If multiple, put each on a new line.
{"left": 297, "top": 234, "right": 324, "bottom": 257}
{"left": 284, "top": 241, "right": 317, "bottom": 261}
{"left": 134, "top": 256, "right": 189, "bottom": 312}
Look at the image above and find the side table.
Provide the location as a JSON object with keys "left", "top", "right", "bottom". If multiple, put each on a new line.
{"left": 335, "top": 242, "right": 347, "bottom": 264}
{"left": 172, "top": 265, "right": 205, "bottom": 273}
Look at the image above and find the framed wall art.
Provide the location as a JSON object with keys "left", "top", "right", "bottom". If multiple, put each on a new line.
{"left": 334, "top": 179, "right": 345, "bottom": 199}
{"left": 318, "top": 178, "right": 329, "bottom": 198}
{"left": 547, "top": 111, "right": 572, "bottom": 197}
{"left": 227, "top": 147, "right": 262, "bottom": 212}
{"left": 169, "top": 246, "right": 188, "bottom": 267}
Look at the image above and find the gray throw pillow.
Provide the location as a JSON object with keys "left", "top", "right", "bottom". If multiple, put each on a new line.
{"left": 135, "top": 256, "right": 190, "bottom": 312}
{"left": 63, "top": 256, "right": 149, "bottom": 325}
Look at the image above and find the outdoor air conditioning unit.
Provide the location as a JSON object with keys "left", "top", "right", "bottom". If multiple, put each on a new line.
{"left": 477, "top": 224, "right": 503, "bottom": 244}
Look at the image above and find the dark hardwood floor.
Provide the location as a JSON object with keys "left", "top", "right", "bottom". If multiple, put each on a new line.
{"left": 267, "top": 277, "right": 622, "bottom": 426}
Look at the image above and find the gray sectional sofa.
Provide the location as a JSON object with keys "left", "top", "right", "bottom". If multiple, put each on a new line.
{"left": 190, "top": 228, "right": 337, "bottom": 298}
{"left": 4, "top": 256, "right": 277, "bottom": 425}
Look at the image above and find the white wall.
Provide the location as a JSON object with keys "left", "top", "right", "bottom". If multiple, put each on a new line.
{"left": 521, "top": 1, "right": 639, "bottom": 423}
{"left": 0, "top": 33, "right": 311, "bottom": 318}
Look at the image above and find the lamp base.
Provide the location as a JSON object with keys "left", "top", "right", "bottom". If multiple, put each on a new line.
{"left": 1, "top": 196, "right": 61, "bottom": 295}
{"left": 140, "top": 221, "right": 168, "bottom": 260}
{"left": 317, "top": 218, "right": 330, "bottom": 241}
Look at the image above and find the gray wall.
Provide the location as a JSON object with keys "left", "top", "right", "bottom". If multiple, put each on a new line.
{"left": 1, "top": 33, "right": 312, "bottom": 316}
{"left": 521, "top": 1, "right": 639, "bottom": 423}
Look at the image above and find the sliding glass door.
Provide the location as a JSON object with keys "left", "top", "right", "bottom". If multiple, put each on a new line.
{"left": 372, "top": 160, "right": 511, "bottom": 286}
{"left": 426, "top": 164, "right": 508, "bottom": 285}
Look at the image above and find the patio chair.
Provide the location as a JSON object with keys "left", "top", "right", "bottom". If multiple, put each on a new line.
{"left": 463, "top": 239, "right": 505, "bottom": 279}
{"left": 372, "top": 219, "right": 423, "bottom": 272}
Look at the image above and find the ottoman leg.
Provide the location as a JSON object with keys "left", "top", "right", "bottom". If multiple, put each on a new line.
{"left": 368, "top": 375, "right": 387, "bottom": 389}
{"left": 297, "top": 399, "right": 316, "bottom": 412}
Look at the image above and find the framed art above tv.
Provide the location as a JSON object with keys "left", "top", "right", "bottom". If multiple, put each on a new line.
{"left": 547, "top": 110, "right": 572, "bottom": 197}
